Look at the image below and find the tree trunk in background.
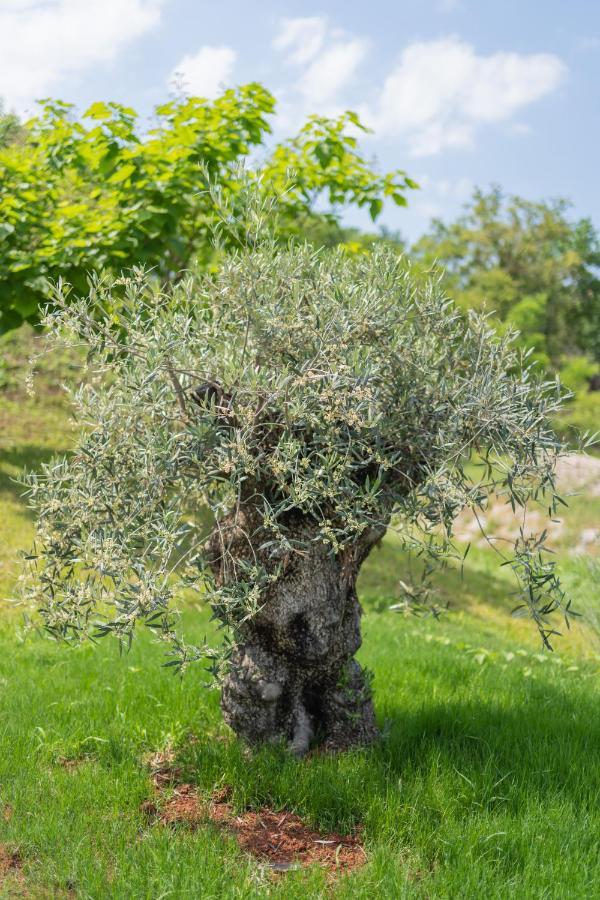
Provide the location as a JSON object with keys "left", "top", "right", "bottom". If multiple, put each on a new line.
{"left": 209, "top": 509, "right": 385, "bottom": 755}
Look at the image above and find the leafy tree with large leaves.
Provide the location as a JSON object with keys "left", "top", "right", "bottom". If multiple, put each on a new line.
{"left": 0, "top": 87, "right": 416, "bottom": 333}
{"left": 412, "top": 188, "right": 600, "bottom": 374}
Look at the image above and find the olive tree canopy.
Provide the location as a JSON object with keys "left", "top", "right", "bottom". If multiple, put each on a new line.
{"left": 23, "top": 201, "right": 572, "bottom": 752}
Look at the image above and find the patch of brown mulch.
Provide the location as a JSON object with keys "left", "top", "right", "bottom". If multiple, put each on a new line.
{"left": 209, "top": 796, "right": 366, "bottom": 873}
{"left": 0, "top": 845, "right": 77, "bottom": 897}
{"left": 142, "top": 777, "right": 365, "bottom": 875}
{"left": 0, "top": 845, "right": 24, "bottom": 888}
{"left": 56, "top": 755, "right": 93, "bottom": 772}
{"left": 154, "top": 783, "right": 207, "bottom": 827}
{"left": 144, "top": 748, "right": 188, "bottom": 789}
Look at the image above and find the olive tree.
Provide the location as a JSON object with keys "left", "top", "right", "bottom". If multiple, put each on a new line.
{"left": 23, "top": 204, "right": 571, "bottom": 754}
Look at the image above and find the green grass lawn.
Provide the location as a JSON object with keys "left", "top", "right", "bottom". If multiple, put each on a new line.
{"left": 1, "top": 328, "right": 600, "bottom": 898}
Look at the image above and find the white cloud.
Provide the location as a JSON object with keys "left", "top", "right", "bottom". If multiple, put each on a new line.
{"left": 273, "top": 17, "right": 327, "bottom": 66}
{"left": 0, "top": 0, "right": 165, "bottom": 111}
{"left": 274, "top": 17, "right": 368, "bottom": 116}
{"left": 371, "top": 37, "right": 566, "bottom": 156}
{"left": 274, "top": 25, "right": 563, "bottom": 155}
{"left": 170, "top": 45, "right": 236, "bottom": 99}
{"left": 299, "top": 38, "right": 368, "bottom": 105}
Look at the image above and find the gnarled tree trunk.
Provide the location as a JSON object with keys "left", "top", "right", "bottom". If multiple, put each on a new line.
{"left": 209, "top": 507, "right": 385, "bottom": 755}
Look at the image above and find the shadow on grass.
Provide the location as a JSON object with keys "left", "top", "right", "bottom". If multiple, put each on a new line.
{"left": 174, "top": 671, "right": 600, "bottom": 839}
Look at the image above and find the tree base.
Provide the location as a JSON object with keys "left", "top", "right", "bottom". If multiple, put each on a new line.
{"left": 222, "top": 647, "right": 379, "bottom": 755}
{"left": 215, "top": 518, "right": 386, "bottom": 755}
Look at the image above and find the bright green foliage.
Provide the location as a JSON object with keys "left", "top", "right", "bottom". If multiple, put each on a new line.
{"left": 554, "top": 390, "right": 600, "bottom": 444}
{"left": 262, "top": 112, "right": 417, "bottom": 228}
{"left": 559, "top": 355, "right": 600, "bottom": 394}
{"left": 0, "top": 89, "right": 415, "bottom": 333}
{"left": 22, "top": 195, "right": 572, "bottom": 672}
{"left": 412, "top": 187, "right": 600, "bottom": 370}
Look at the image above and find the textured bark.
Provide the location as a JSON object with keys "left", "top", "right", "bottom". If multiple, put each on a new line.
{"left": 209, "top": 507, "right": 385, "bottom": 755}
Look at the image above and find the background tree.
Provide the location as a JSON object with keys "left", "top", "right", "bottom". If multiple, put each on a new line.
{"left": 0, "top": 89, "right": 415, "bottom": 334}
{"left": 23, "top": 194, "right": 571, "bottom": 755}
{"left": 0, "top": 101, "right": 23, "bottom": 149}
{"left": 412, "top": 188, "right": 600, "bottom": 383}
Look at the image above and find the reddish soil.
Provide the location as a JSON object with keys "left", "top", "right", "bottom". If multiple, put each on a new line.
{"left": 208, "top": 796, "right": 366, "bottom": 873}
{"left": 154, "top": 783, "right": 206, "bottom": 827}
{"left": 142, "top": 762, "right": 366, "bottom": 875}
{"left": 0, "top": 845, "right": 23, "bottom": 888}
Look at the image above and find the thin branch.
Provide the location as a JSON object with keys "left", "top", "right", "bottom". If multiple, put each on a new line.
{"left": 166, "top": 364, "right": 188, "bottom": 421}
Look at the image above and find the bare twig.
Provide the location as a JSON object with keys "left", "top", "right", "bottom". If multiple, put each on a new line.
{"left": 167, "top": 364, "right": 188, "bottom": 420}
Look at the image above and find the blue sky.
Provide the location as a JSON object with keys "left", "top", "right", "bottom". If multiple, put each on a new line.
{"left": 1, "top": 0, "right": 598, "bottom": 241}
